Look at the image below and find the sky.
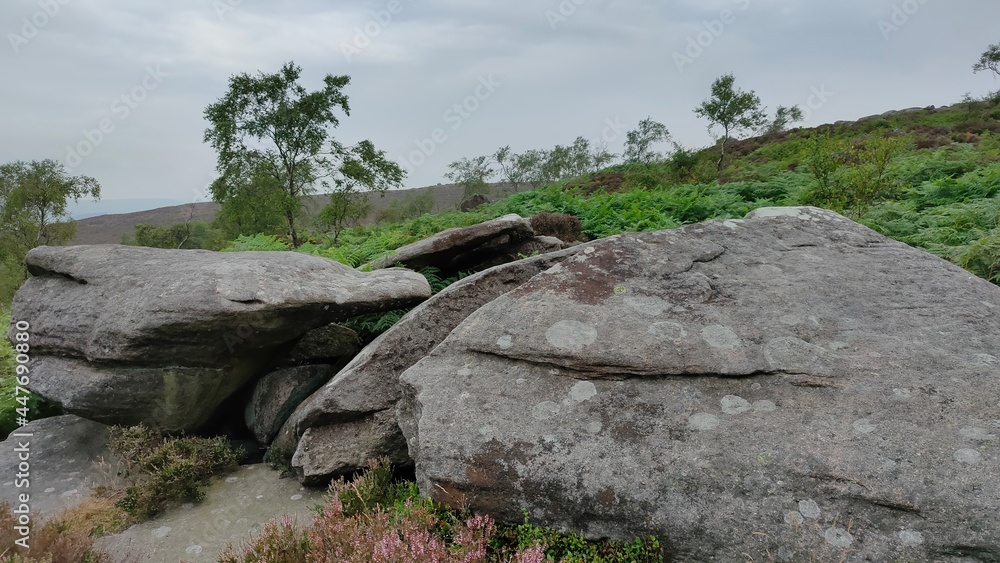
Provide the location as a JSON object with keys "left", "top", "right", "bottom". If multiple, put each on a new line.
{"left": 2, "top": 0, "right": 999, "bottom": 209}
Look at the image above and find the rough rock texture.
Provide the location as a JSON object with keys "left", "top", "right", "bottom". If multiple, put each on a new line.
{"left": 0, "top": 415, "right": 113, "bottom": 519}
{"left": 245, "top": 365, "right": 336, "bottom": 444}
{"left": 93, "top": 464, "right": 324, "bottom": 563}
{"left": 363, "top": 213, "right": 535, "bottom": 275}
{"left": 399, "top": 207, "right": 1000, "bottom": 561}
{"left": 459, "top": 194, "right": 492, "bottom": 211}
{"left": 277, "top": 323, "right": 360, "bottom": 366}
{"left": 291, "top": 411, "right": 410, "bottom": 486}
{"left": 528, "top": 212, "right": 585, "bottom": 243}
{"left": 271, "top": 245, "right": 590, "bottom": 482}
{"left": 9, "top": 245, "right": 430, "bottom": 431}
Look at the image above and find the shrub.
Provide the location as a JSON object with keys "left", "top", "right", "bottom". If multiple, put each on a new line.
{"left": 108, "top": 425, "right": 244, "bottom": 519}
{"left": 529, "top": 212, "right": 585, "bottom": 242}
{"left": 222, "top": 234, "right": 291, "bottom": 252}
{"left": 0, "top": 499, "right": 131, "bottom": 562}
{"left": 0, "top": 310, "right": 60, "bottom": 440}
{"left": 221, "top": 459, "right": 664, "bottom": 563}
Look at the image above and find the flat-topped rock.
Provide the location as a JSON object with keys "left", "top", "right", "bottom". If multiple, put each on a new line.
{"left": 362, "top": 213, "right": 534, "bottom": 275}
{"left": 8, "top": 245, "right": 430, "bottom": 431}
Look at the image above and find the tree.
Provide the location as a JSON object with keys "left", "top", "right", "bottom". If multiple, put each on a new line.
{"left": 840, "top": 132, "right": 909, "bottom": 218}
{"left": 210, "top": 157, "right": 287, "bottom": 239}
{"left": 446, "top": 156, "right": 495, "bottom": 199}
{"left": 0, "top": 159, "right": 100, "bottom": 301}
{"left": 204, "top": 61, "right": 403, "bottom": 246}
{"left": 973, "top": 43, "right": 1000, "bottom": 77}
{"left": 319, "top": 139, "right": 404, "bottom": 243}
{"left": 623, "top": 118, "right": 670, "bottom": 164}
{"left": 317, "top": 191, "right": 372, "bottom": 241}
{"left": 762, "top": 105, "right": 804, "bottom": 136}
{"left": 590, "top": 140, "right": 617, "bottom": 171}
{"left": 803, "top": 131, "right": 908, "bottom": 218}
{"left": 693, "top": 73, "right": 767, "bottom": 174}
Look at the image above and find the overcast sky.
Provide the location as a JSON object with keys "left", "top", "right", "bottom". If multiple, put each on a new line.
{"left": 2, "top": 0, "right": 999, "bottom": 207}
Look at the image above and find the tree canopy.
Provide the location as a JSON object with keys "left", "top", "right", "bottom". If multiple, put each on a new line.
{"left": 203, "top": 61, "right": 403, "bottom": 246}
{"left": 693, "top": 73, "right": 767, "bottom": 174}
{"left": 624, "top": 118, "right": 671, "bottom": 164}
{"left": 973, "top": 43, "right": 1000, "bottom": 77}
{"left": 0, "top": 159, "right": 100, "bottom": 302}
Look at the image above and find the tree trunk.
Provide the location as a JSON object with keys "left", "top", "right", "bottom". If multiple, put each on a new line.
{"left": 716, "top": 134, "right": 728, "bottom": 175}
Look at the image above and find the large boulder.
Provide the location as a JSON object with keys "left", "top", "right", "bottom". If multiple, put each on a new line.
{"left": 0, "top": 415, "right": 113, "bottom": 519}
{"left": 398, "top": 207, "right": 1000, "bottom": 561}
{"left": 271, "top": 245, "right": 592, "bottom": 484}
{"left": 9, "top": 245, "right": 430, "bottom": 431}
{"left": 362, "top": 214, "right": 535, "bottom": 276}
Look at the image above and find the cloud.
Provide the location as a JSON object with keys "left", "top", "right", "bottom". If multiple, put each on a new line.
{"left": 1, "top": 0, "right": 998, "bottom": 202}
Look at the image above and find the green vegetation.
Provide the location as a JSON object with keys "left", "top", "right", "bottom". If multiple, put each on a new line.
{"left": 220, "top": 459, "right": 664, "bottom": 562}
{"left": 0, "top": 425, "right": 243, "bottom": 562}
{"left": 693, "top": 73, "right": 768, "bottom": 174}
{"left": 204, "top": 61, "right": 404, "bottom": 247}
{"left": 0, "top": 159, "right": 101, "bottom": 303}
{"left": 0, "top": 310, "right": 59, "bottom": 440}
{"left": 105, "top": 424, "right": 244, "bottom": 520}
{"left": 974, "top": 42, "right": 1000, "bottom": 77}
{"left": 122, "top": 219, "right": 226, "bottom": 250}
{"left": 623, "top": 118, "right": 670, "bottom": 165}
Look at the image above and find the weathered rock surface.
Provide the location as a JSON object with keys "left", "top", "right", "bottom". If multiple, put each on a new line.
{"left": 459, "top": 194, "right": 492, "bottom": 211}
{"left": 0, "top": 415, "right": 113, "bottom": 519}
{"left": 9, "top": 245, "right": 430, "bottom": 431}
{"left": 272, "top": 245, "right": 591, "bottom": 483}
{"left": 363, "top": 213, "right": 535, "bottom": 275}
{"left": 399, "top": 207, "right": 1000, "bottom": 561}
{"left": 93, "top": 464, "right": 324, "bottom": 563}
{"left": 291, "top": 410, "right": 410, "bottom": 486}
{"left": 528, "top": 212, "right": 585, "bottom": 243}
{"left": 277, "top": 323, "right": 360, "bottom": 366}
{"left": 245, "top": 365, "right": 336, "bottom": 444}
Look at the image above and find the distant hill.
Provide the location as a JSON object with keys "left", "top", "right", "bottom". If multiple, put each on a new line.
{"left": 67, "top": 198, "right": 188, "bottom": 220}
{"left": 68, "top": 183, "right": 524, "bottom": 245}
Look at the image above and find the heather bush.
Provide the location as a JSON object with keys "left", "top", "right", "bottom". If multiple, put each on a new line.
{"left": 0, "top": 499, "right": 134, "bottom": 562}
{"left": 221, "top": 459, "right": 664, "bottom": 563}
{"left": 529, "top": 212, "right": 585, "bottom": 243}
{"left": 107, "top": 425, "right": 244, "bottom": 519}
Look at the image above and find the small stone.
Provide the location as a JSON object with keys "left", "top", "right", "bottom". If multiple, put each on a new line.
{"left": 689, "top": 413, "right": 720, "bottom": 431}
{"left": 825, "top": 527, "right": 854, "bottom": 548}
{"left": 954, "top": 449, "right": 982, "bottom": 465}
{"left": 898, "top": 529, "right": 924, "bottom": 547}
{"left": 798, "top": 499, "right": 821, "bottom": 519}
{"left": 721, "top": 395, "right": 752, "bottom": 415}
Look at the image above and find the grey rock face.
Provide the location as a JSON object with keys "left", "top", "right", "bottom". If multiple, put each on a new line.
{"left": 362, "top": 213, "right": 535, "bottom": 275}
{"left": 245, "top": 365, "right": 336, "bottom": 445}
{"left": 399, "top": 207, "right": 1000, "bottom": 561}
{"left": 272, "top": 245, "right": 589, "bottom": 481}
{"left": 0, "top": 415, "right": 113, "bottom": 519}
{"left": 9, "top": 245, "right": 430, "bottom": 431}
{"left": 291, "top": 410, "right": 410, "bottom": 486}
{"left": 277, "top": 323, "right": 360, "bottom": 367}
